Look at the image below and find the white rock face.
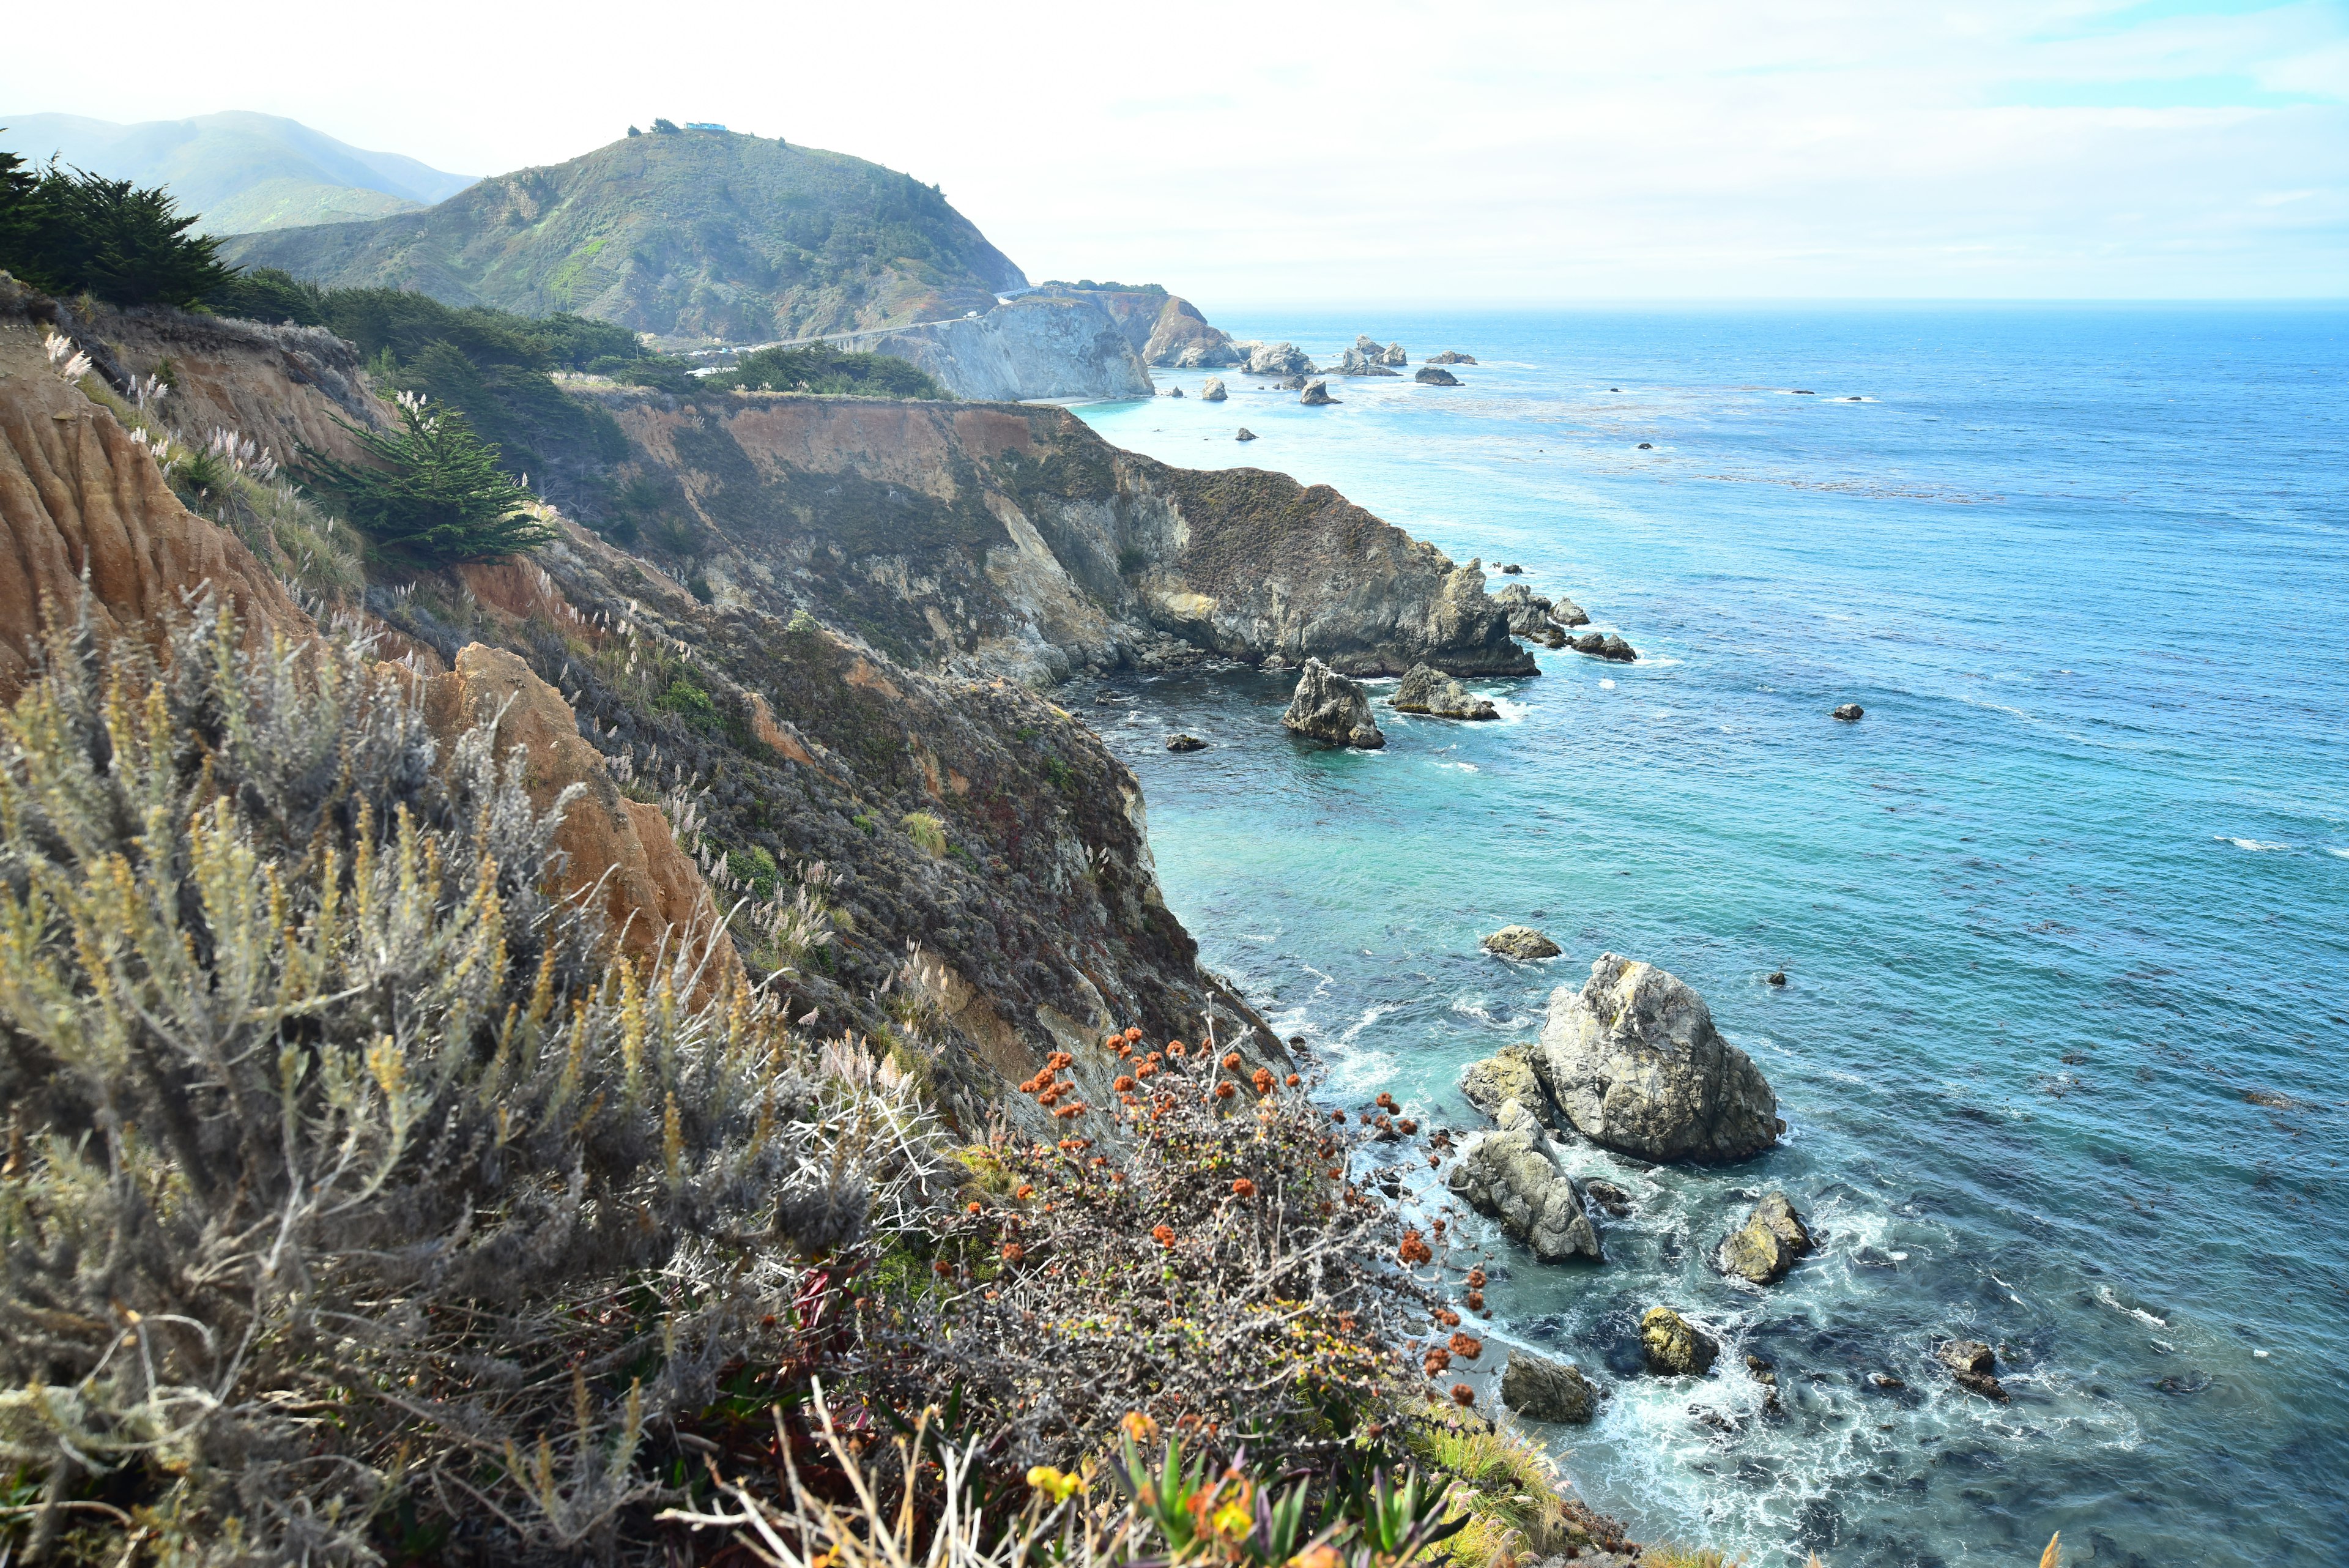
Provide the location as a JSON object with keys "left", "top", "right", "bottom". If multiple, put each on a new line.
{"left": 1536, "top": 954, "right": 1780, "bottom": 1163}
{"left": 863, "top": 295, "right": 1152, "bottom": 402}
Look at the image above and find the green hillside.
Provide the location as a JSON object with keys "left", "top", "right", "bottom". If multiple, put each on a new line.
{"left": 0, "top": 111, "right": 473, "bottom": 233}
{"left": 220, "top": 127, "right": 1027, "bottom": 345}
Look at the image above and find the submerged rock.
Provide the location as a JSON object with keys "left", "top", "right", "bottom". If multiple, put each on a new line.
{"left": 1501, "top": 1347, "right": 1600, "bottom": 1424}
{"left": 1718, "top": 1191, "right": 1813, "bottom": 1285}
{"left": 1460, "top": 1046, "right": 1546, "bottom": 1121}
{"left": 1200, "top": 376, "right": 1228, "bottom": 402}
{"left": 1165, "top": 733, "right": 1209, "bottom": 752}
{"left": 1427, "top": 351, "right": 1478, "bottom": 365}
{"left": 1447, "top": 1099, "right": 1602, "bottom": 1263}
{"left": 1937, "top": 1340, "right": 2009, "bottom": 1402}
{"left": 1833, "top": 703, "right": 1865, "bottom": 721}
{"left": 1280, "top": 658, "right": 1384, "bottom": 748}
{"left": 1482, "top": 925, "right": 1562, "bottom": 960}
{"left": 1416, "top": 365, "right": 1463, "bottom": 386}
{"left": 1535, "top": 953, "right": 1781, "bottom": 1163}
{"left": 1640, "top": 1307, "right": 1719, "bottom": 1377}
{"left": 1299, "top": 380, "right": 1339, "bottom": 406}
{"left": 1393, "top": 663, "right": 1499, "bottom": 720}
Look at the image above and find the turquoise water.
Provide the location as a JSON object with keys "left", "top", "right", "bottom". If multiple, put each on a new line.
{"left": 1073, "top": 308, "right": 2348, "bottom": 1567}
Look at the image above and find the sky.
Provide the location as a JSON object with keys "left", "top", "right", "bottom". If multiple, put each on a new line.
{"left": 4, "top": 0, "right": 2344, "bottom": 304}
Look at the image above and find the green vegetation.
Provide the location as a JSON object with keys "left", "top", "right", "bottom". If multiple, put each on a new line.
{"left": 0, "top": 147, "right": 234, "bottom": 307}
{"left": 707, "top": 341, "right": 949, "bottom": 399}
{"left": 902, "top": 809, "right": 949, "bottom": 856}
{"left": 1043, "top": 278, "right": 1168, "bottom": 294}
{"left": 294, "top": 391, "right": 555, "bottom": 565}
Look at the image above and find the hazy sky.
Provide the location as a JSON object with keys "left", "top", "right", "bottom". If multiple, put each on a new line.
{"left": 6, "top": 0, "right": 2343, "bottom": 304}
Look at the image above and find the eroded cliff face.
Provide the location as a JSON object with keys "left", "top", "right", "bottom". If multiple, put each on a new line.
{"left": 1041, "top": 286, "right": 1241, "bottom": 368}
{"left": 852, "top": 295, "right": 1154, "bottom": 403}
{"left": 590, "top": 390, "right": 1535, "bottom": 682}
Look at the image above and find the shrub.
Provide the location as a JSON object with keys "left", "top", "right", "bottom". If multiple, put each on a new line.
{"left": 294, "top": 390, "right": 557, "bottom": 565}
{"left": 902, "top": 811, "right": 949, "bottom": 857}
{"left": 0, "top": 599, "right": 946, "bottom": 1566}
{"left": 708, "top": 343, "right": 949, "bottom": 401}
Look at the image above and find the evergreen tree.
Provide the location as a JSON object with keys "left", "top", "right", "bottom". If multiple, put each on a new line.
{"left": 296, "top": 393, "right": 557, "bottom": 566}
{"left": 0, "top": 154, "right": 234, "bottom": 308}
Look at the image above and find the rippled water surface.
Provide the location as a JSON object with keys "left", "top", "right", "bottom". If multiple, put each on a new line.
{"left": 1072, "top": 307, "right": 2348, "bottom": 1567}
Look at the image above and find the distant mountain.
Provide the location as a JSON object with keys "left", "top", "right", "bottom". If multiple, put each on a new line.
{"left": 219, "top": 128, "right": 1028, "bottom": 346}
{"left": 0, "top": 111, "right": 475, "bottom": 234}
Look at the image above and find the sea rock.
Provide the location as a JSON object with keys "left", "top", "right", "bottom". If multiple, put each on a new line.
{"left": 1535, "top": 953, "right": 1781, "bottom": 1163}
{"left": 1482, "top": 925, "right": 1562, "bottom": 960}
{"left": 1500, "top": 1348, "right": 1600, "bottom": 1424}
{"left": 1201, "top": 376, "right": 1228, "bottom": 402}
{"left": 1718, "top": 1191, "right": 1813, "bottom": 1285}
{"left": 1937, "top": 1340, "right": 2009, "bottom": 1402}
{"left": 1415, "top": 366, "right": 1463, "bottom": 386}
{"left": 1446, "top": 1099, "right": 1603, "bottom": 1263}
{"left": 1501, "top": 563, "right": 1523, "bottom": 574}
{"left": 1460, "top": 1047, "right": 1546, "bottom": 1121}
{"left": 1427, "top": 351, "right": 1478, "bottom": 365}
{"left": 1549, "top": 595, "right": 1590, "bottom": 628}
{"left": 1491, "top": 583, "right": 1556, "bottom": 639}
{"left": 1583, "top": 1180, "right": 1633, "bottom": 1216}
{"left": 1165, "top": 733, "right": 1208, "bottom": 752}
{"left": 1335, "top": 346, "right": 1401, "bottom": 376}
{"left": 1833, "top": 703, "right": 1865, "bottom": 721}
{"left": 1569, "top": 631, "right": 1638, "bottom": 662}
{"left": 1280, "top": 658, "right": 1384, "bottom": 748}
{"left": 1353, "top": 333, "right": 1382, "bottom": 357}
{"left": 1299, "top": 381, "right": 1339, "bottom": 407}
{"left": 1381, "top": 342, "right": 1408, "bottom": 366}
{"left": 1244, "top": 341, "right": 1316, "bottom": 376}
{"left": 1165, "top": 386, "right": 1185, "bottom": 398}
{"left": 1234, "top": 428, "right": 1257, "bottom": 441}
{"left": 1393, "top": 663, "right": 1498, "bottom": 720}
{"left": 1639, "top": 1307, "right": 1719, "bottom": 1377}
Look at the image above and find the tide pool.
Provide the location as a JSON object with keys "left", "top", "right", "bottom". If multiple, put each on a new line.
{"left": 1074, "top": 307, "right": 2348, "bottom": 1566}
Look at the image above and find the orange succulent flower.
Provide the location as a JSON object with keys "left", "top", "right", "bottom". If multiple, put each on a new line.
{"left": 1424, "top": 1349, "right": 1451, "bottom": 1377}
{"left": 1001, "top": 1242, "right": 1026, "bottom": 1263}
{"left": 1152, "top": 1224, "right": 1176, "bottom": 1247}
{"left": 1121, "top": 1411, "right": 1161, "bottom": 1444}
{"left": 967, "top": 1202, "right": 982, "bottom": 1214}
{"left": 1215, "top": 1082, "right": 1236, "bottom": 1099}
{"left": 1376, "top": 1093, "right": 1397, "bottom": 1111}
{"left": 1285, "top": 1073, "right": 1301, "bottom": 1087}
{"left": 1467, "top": 1268, "right": 1488, "bottom": 1289}
{"left": 1449, "top": 1332, "right": 1483, "bottom": 1360}
{"left": 1398, "top": 1231, "right": 1433, "bottom": 1266}
{"left": 1115, "top": 1076, "right": 1135, "bottom": 1092}
{"left": 1433, "top": 1307, "right": 1461, "bottom": 1328}
{"left": 1466, "top": 1290, "right": 1486, "bottom": 1312}
{"left": 1222, "top": 1052, "right": 1242, "bottom": 1071}
{"left": 1331, "top": 1110, "right": 1346, "bottom": 1123}
{"left": 1124, "top": 1027, "right": 1144, "bottom": 1042}
{"left": 1016, "top": 1184, "right": 1036, "bottom": 1200}
{"left": 1168, "top": 1042, "right": 1187, "bottom": 1058}
{"left": 1451, "top": 1384, "right": 1475, "bottom": 1407}
{"left": 1252, "top": 1068, "right": 1275, "bottom": 1094}
{"left": 1231, "top": 1178, "right": 1257, "bottom": 1198}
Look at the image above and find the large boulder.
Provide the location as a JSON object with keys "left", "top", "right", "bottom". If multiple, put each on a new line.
{"left": 1200, "top": 376, "right": 1228, "bottom": 402}
{"left": 1500, "top": 1347, "right": 1599, "bottom": 1424}
{"left": 1491, "top": 584, "right": 1555, "bottom": 639}
{"left": 1381, "top": 342, "right": 1408, "bottom": 366}
{"left": 1482, "top": 925, "right": 1561, "bottom": 960}
{"left": 1569, "top": 631, "right": 1637, "bottom": 661}
{"left": 1460, "top": 1046, "right": 1546, "bottom": 1120}
{"left": 1640, "top": 1307, "right": 1718, "bottom": 1377}
{"left": 1718, "top": 1191, "right": 1813, "bottom": 1285}
{"left": 1414, "top": 366, "right": 1462, "bottom": 386}
{"left": 1549, "top": 595, "right": 1591, "bottom": 628}
{"left": 1281, "top": 658, "right": 1384, "bottom": 748}
{"left": 1535, "top": 954, "right": 1780, "bottom": 1163}
{"left": 1393, "top": 663, "right": 1497, "bottom": 720}
{"left": 1937, "top": 1340, "right": 2009, "bottom": 1402}
{"left": 1446, "top": 1099, "right": 1602, "bottom": 1263}
{"left": 1299, "top": 380, "right": 1340, "bottom": 406}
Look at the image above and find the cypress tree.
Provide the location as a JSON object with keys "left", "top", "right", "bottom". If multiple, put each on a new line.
{"left": 296, "top": 393, "right": 557, "bottom": 566}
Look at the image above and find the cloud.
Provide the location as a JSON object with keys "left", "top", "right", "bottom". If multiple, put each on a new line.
{"left": 2, "top": 0, "right": 2340, "bottom": 301}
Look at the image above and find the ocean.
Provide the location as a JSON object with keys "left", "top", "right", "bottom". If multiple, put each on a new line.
{"left": 1071, "top": 307, "right": 2348, "bottom": 1567}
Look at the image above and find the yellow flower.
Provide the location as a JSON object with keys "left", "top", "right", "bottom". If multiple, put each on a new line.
{"left": 1026, "top": 1465, "right": 1081, "bottom": 1503}
{"left": 1211, "top": 1499, "right": 1253, "bottom": 1537}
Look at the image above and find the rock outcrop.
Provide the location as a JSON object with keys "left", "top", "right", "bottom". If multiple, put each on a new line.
{"left": 1044, "top": 286, "right": 1244, "bottom": 368}
{"left": 1200, "top": 377, "right": 1227, "bottom": 402}
{"left": 1281, "top": 658, "right": 1384, "bottom": 748}
{"left": 1569, "top": 631, "right": 1638, "bottom": 662}
{"left": 1234, "top": 427, "right": 1256, "bottom": 441}
{"left": 1239, "top": 341, "right": 1315, "bottom": 376}
{"left": 1535, "top": 954, "right": 1780, "bottom": 1163}
{"left": 1482, "top": 926, "right": 1561, "bottom": 960}
{"left": 1491, "top": 584, "right": 1557, "bottom": 639}
{"left": 1460, "top": 1047, "right": 1547, "bottom": 1121}
{"left": 1380, "top": 342, "right": 1408, "bottom": 366}
{"left": 1393, "top": 663, "right": 1497, "bottom": 720}
{"left": 1427, "top": 351, "right": 1477, "bottom": 365}
{"left": 1641, "top": 1307, "right": 1718, "bottom": 1377}
{"left": 1299, "top": 380, "right": 1338, "bottom": 406}
{"left": 1501, "top": 1348, "right": 1600, "bottom": 1424}
{"left": 1447, "top": 1099, "right": 1602, "bottom": 1263}
{"left": 1414, "top": 366, "right": 1461, "bottom": 386}
{"left": 1833, "top": 703, "right": 1865, "bottom": 721}
{"left": 856, "top": 294, "right": 1153, "bottom": 403}
{"left": 1718, "top": 1192, "right": 1813, "bottom": 1285}
{"left": 1550, "top": 595, "right": 1590, "bottom": 628}
{"left": 1334, "top": 345, "right": 1400, "bottom": 377}
{"left": 1937, "top": 1340, "right": 2009, "bottom": 1402}
{"left": 1165, "top": 733, "right": 1208, "bottom": 752}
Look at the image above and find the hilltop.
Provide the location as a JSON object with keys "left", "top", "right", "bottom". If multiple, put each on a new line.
{"left": 0, "top": 110, "right": 473, "bottom": 232}
{"left": 220, "top": 126, "right": 1026, "bottom": 345}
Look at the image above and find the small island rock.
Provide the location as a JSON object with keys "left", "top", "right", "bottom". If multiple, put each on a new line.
{"left": 1281, "top": 658, "right": 1384, "bottom": 748}
{"left": 1299, "top": 380, "right": 1340, "bottom": 406}
{"left": 1165, "top": 386, "right": 1185, "bottom": 398}
{"left": 1428, "top": 351, "right": 1478, "bottom": 365}
{"left": 1549, "top": 595, "right": 1590, "bottom": 628}
{"left": 1483, "top": 925, "right": 1562, "bottom": 960}
{"left": 1382, "top": 342, "right": 1408, "bottom": 366}
{"left": 1165, "top": 734, "right": 1209, "bottom": 752}
{"left": 1460, "top": 1046, "right": 1546, "bottom": 1121}
{"left": 1570, "top": 631, "right": 1638, "bottom": 662}
{"left": 1235, "top": 428, "right": 1257, "bottom": 441}
{"left": 1833, "top": 704, "right": 1865, "bottom": 721}
{"left": 1201, "top": 376, "right": 1228, "bottom": 402}
{"left": 1243, "top": 341, "right": 1315, "bottom": 376}
{"left": 1937, "top": 1340, "right": 2009, "bottom": 1402}
{"left": 1447, "top": 1099, "right": 1602, "bottom": 1263}
{"left": 1718, "top": 1191, "right": 1813, "bottom": 1285}
{"left": 1393, "top": 663, "right": 1499, "bottom": 720}
{"left": 1416, "top": 365, "right": 1463, "bottom": 386}
{"left": 1535, "top": 953, "right": 1781, "bottom": 1163}
{"left": 1500, "top": 1348, "right": 1600, "bottom": 1424}
{"left": 1641, "top": 1307, "right": 1720, "bottom": 1377}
